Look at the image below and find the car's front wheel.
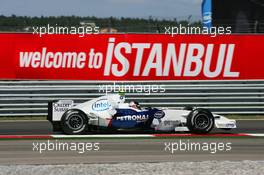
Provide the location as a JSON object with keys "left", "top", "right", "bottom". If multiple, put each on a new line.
{"left": 186, "top": 108, "right": 214, "bottom": 134}
{"left": 61, "top": 109, "right": 89, "bottom": 135}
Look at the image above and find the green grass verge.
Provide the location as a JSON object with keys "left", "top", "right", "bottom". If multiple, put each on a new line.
{"left": 225, "top": 115, "right": 264, "bottom": 120}
{"left": 0, "top": 116, "right": 46, "bottom": 120}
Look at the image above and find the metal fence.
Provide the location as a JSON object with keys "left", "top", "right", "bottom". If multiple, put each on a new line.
{"left": 0, "top": 80, "right": 264, "bottom": 117}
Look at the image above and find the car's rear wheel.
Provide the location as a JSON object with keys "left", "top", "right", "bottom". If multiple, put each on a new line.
{"left": 61, "top": 109, "right": 89, "bottom": 135}
{"left": 187, "top": 108, "right": 214, "bottom": 134}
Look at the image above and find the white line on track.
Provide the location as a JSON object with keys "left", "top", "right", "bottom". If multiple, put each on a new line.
{"left": 245, "top": 133, "right": 264, "bottom": 137}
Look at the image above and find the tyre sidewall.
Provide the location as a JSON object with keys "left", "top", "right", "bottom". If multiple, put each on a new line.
{"left": 187, "top": 109, "right": 214, "bottom": 134}
{"left": 61, "top": 109, "right": 88, "bottom": 135}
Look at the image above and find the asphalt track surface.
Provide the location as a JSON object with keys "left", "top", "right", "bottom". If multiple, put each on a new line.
{"left": 0, "top": 138, "right": 264, "bottom": 165}
{"left": 0, "top": 120, "right": 263, "bottom": 165}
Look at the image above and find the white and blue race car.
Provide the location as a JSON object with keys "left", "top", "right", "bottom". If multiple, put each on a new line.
{"left": 47, "top": 94, "right": 236, "bottom": 134}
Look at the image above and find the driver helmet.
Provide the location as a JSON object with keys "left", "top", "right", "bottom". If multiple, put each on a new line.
{"left": 129, "top": 101, "right": 141, "bottom": 109}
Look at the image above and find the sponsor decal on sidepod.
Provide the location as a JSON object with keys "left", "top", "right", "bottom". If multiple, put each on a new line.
{"left": 154, "top": 111, "right": 165, "bottom": 119}
{"left": 116, "top": 115, "right": 149, "bottom": 121}
{"left": 92, "top": 99, "right": 111, "bottom": 111}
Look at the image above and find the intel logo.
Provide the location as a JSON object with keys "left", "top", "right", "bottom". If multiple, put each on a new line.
{"left": 154, "top": 111, "right": 165, "bottom": 119}
{"left": 92, "top": 99, "right": 111, "bottom": 111}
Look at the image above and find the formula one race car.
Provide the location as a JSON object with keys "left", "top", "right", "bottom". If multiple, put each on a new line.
{"left": 47, "top": 94, "right": 236, "bottom": 134}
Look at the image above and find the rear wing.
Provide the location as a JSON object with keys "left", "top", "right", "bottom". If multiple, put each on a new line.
{"left": 47, "top": 100, "right": 74, "bottom": 122}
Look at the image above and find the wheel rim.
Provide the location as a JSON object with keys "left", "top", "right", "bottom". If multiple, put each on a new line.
{"left": 194, "top": 114, "right": 210, "bottom": 130}
{"left": 67, "top": 115, "right": 84, "bottom": 131}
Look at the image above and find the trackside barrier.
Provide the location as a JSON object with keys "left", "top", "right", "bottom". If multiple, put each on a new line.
{"left": 0, "top": 80, "right": 263, "bottom": 116}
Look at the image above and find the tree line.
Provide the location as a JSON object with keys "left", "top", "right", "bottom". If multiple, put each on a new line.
{"left": 0, "top": 15, "right": 202, "bottom": 33}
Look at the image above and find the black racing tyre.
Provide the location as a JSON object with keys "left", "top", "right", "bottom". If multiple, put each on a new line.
{"left": 186, "top": 108, "right": 214, "bottom": 134}
{"left": 61, "top": 109, "right": 89, "bottom": 135}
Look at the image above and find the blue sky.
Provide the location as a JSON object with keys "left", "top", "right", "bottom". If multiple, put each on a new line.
{"left": 0, "top": 0, "right": 202, "bottom": 20}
